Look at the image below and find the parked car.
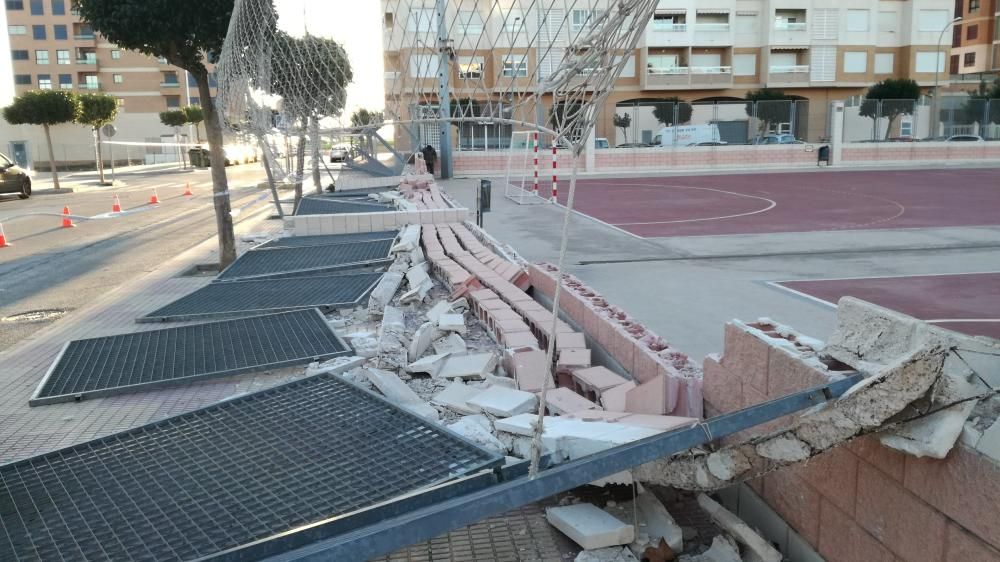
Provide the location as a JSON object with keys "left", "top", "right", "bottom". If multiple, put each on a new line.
{"left": 222, "top": 144, "right": 256, "bottom": 166}
{"left": 595, "top": 137, "right": 610, "bottom": 149}
{"left": 616, "top": 143, "right": 651, "bottom": 148}
{"left": 330, "top": 146, "right": 349, "bottom": 162}
{"left": 946, "top": 134, "right": 984, "bottom": 142}
{"left": 688, "top": 141, "right": 729, "bottom": 147}
{"left": 756, "top": 134, "right": 802, "bottom": 145}
{"left": 653, "top": 124, "right": 721, "bottom": 146}
{"left": 0, "top": 152, "right": 31, "bottom": 199}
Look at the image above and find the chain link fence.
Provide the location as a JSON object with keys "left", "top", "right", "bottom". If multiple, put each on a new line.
{"left": 843, "top": 97, "right": 1000, "bottom": 143}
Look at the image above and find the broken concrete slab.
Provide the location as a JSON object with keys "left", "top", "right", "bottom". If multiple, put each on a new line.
{"left": 574, "top": 547, "right": 638, "bottom": 562}
{"left": 678, "top": 534, "right": 741, "bottom": 562}
{"left": 543, "top": 387, "right": 602, "bottom": 416}
{"left": 546, "top": 504, "right": 635, "bottom": 550}
{"left": 568, "top": 412, "right": 698, "bottom": 432}
{"left": 467, "top": 386, "right": 537, "bottom": 417}
{"left": 436, "top": 352, "right": 498, "bottom": 381}
{"left": 363, "top": 368, "right": 439, "bottom": 421}
{"left": 431, "top": 381, "right": 482, "bottom": 415}
{"left": 390, "top": 224, "right": 420, "bottom": 253}
{"left": 368, "top": 272, "right": 405, "bottom": 315}
{"left": 634, "top": 485, "right": 683, "bottom": 552}
{"left": 437, "top": 313, "right": 467, "bottom": 334}
{"left": 426, "top": 301, "right": 453, "bottom": 324}
{"left": 574, "top": 367, "right": 631, "bottom": 393}
{"left": 447, "top": 414, "right": 506, "bottom": 455}
{"left": 510, "top": 349, "right": 552, "bottom": 393}
{"left": 408, "top": 321, "right": 438, "bottom": 362}
{"left": 433, "top": 333, "right": 467, "bottom": 356}
{"left": 304, "top": 356, "right": 365, "bottom": 377}
{"left": 696, "top": 494, "right": 781, "bottom": 562}
{"left": 349, "top": 336, "right": 379, "bottom": 359}
{"left": 485, "top": 373, "right": 518, "bottom": 389}
{"left": 405, "top": 353, "right": 451, "bottom": 377}
{"left": 495, "top": 414, "right": 662, "bottom": 461}
{"left": 879, "top": 400, "right": 977, "bottom": 458}
{"left": 380, "top": 306, "right": 405, "bottom": 335}
{"left": 624, "top": 374, "right": 672, "bottom": 415}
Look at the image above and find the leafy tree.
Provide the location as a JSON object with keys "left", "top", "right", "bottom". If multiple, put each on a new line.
{"left": 159, "top": 109, "right": 187, "bottom": 128}
{"left": 651, "top": 97, "right": 692, "bottom": 127}
{"left": 76, "top": 93, "right": 118, "bottom": 185}
{"left": 744, "top": 88, "right": 794, "bottom": 136}
{"left": 613, "top": 112, "right": 631, "bottom": 142}
{"left": 859, "top": 79, "right": 921, "bottom": 140}
{"left": 183, "top": 104, "right": 204, "bottom": 142}
{"left": 958, "top": 78, "right": 1000, "bottom": 131}
{"left": 74, "top": 0, "right": 258, "bottom": 268}
{"left": 350, "top": 108, "right": 384, "bottom": 128}
{"left": 2, "top": 90, "right": 80, "bottom": 189}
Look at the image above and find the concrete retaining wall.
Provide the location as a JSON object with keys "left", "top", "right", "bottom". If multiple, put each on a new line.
{"left": 290, "top": 208, "right": 469, "bottom": 236}
{"left": 841, "top": 141, "right": 1000, "bottom": 165}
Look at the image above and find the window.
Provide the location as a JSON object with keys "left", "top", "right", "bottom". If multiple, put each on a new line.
{"left": 113, "top": 73, "right": 123, "bottom": 83}
{"left": 843, "top": 51, "right": 867, "bottom": 73}
{"left": 189, "top": 96, "right": 200, "bottom": 105}
{"left": 8, "top": 25, "right": 26, "bottom": 34}
{"left": 162, "top": 71, "right": 178, "bottom": 84}
{"left": 116, "top": 98, "right": 124, "bottom": 108}
{"left": 502, "top": 8, "right": 522, "bottom": 32}
{"left": 32, "top": 24, "right": 46, "bottom": 39}
{"left": 14, "top": 74, "right": 31, "bottom": 85}
{"left": 571, "top": 9, "right": 600, "bottom": 32}
{"left": 83, "top": 74, "right": 98, "bottom": 89}
{"left": 733, "top": 53, "right": 757, "bottom": 76}
{"left": 653, "top": 12, "right": 686, "bottom": 31}
{"left": 915, "top": 51, "right": 945, "bottom": 72}
{"left": 458, "top": 10, "right": 482, "bottom": 34}
{"left": 11, "top": 50, "right": 29, "bottom": 60}
{"left": 76, "top": 23, "right": 93, "bottom": 38}
{"left": 37, "top": 74, "right": 51, "bottom": 89}
{"left": 875, "top": 52, "right": 894, "bottom": 73}
{"left": 967, "top": 25, "right": 978, "bottom": 40}
{"left": 735, "top": 12, "right": 758, "bottom": 33}
{"left": 165, "top": 95, "right": 180, "bottom": 108}
{"left": 6, "top": 1, "right": 24, "bottom": 9}
{"left": 406, "top": 8, "right": 436, "bottom": 32}
{"left": 51, "top": 0, "right": 63, "bottom": 14}
{"left": 877, "top": 11, "right": 897, "bottom": 33}
{"left": 846, "top": 10, "right": 869, "bottom": 32}
{"left": 408, "top": 54, "right": 438, "bottom": 78}
{"left": 56, "top": 49, "right": 69, "bottom": 64}
{"left": 969, "top": 0, "right": 979, "bottom": 12}
{"left": 917, "top": 10, "right": 949, "bottom": 32}
{"left": 457, "top": 56, "right": 483, "bottom": 79}
{"left": 156, "top": 56, "right": 167, "bottom": 64}
{"left": 29, "top": 0, "right": 41, "bottom": 14}
{"left": 501, "top": 57, "right": 527, "bottom": 77}
{"left": 53, "top": 24, "right": 66, "bottom": 39}
{"left": 111, "top": 49, "right": 121, "bottom": 59}
{"left": 58, "top": 73, "right": 71, "bottom": 88}
{"left": 810, "top": 45, "right": 837, "bottom": 81}
{"left": 964, "top": 52, "right": 976, "bottom": 66}
{"left": 34, "top": 50, "right": 48, "bottom": 64}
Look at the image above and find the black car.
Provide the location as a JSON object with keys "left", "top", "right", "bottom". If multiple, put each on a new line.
{"left": 0, "top": 152, "right": 30, "bottom": 199}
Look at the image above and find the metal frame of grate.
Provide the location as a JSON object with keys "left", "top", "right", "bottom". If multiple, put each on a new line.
{"left": 139, "top": 272, "right": 384, "bottom": 323}
{"left": 294, "top": 198, "right": 393, "bottom": 216}
{"left": 215, "top": 239, "right": 394, "bottom": 282}
{"left": 255, "top": 231, "right": 399, "bottom": 250}
{"left": 30, "top": 309, "right": 349, "bottom": 406}
{"left": 3, "top": 374, "right": 504, "bottom": 562}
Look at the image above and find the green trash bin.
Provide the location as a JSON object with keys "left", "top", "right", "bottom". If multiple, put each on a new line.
{"left": 188, "top": 148, "right": 203, "bottom": 168}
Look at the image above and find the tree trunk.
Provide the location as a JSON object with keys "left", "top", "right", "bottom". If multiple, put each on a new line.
{"left": 885, "top": 114, "right": 897, "bottom": 141}
{"left": 93, "top": 126, "right": 107, "bottom": 185}
{"left": 43, "top": 124, "right": 59, "bottom": 190}
{"left": 195, "top": 70, "right": 236, "bottom": 269}
{"left": 310, "top": 117, "right": 321, "bottom": 195}
{"left": 195, "top": 122, "right": 202, "bottom": 143}
{"left": 258, "top": 141, "right": 284, "bottom": 218}
{"left": 293, "top": 131, "right": 306, "bottom": 211}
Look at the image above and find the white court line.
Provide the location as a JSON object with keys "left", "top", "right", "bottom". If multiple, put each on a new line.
{"left": 606, "top": 184, "right": 777, "bottom": 226}
{"left": 764, "top": 281, "right": 838, "bottom": 309}
{"left": 926, "top": 319, "right": 1000, "bottom": 324}
{"left": 770, "top": 270, "right": 1000, "bottom": 284}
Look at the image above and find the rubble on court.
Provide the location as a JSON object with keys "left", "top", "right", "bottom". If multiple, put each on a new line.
{"left": 546, "top": 503, "right": 635, "bottom": 550}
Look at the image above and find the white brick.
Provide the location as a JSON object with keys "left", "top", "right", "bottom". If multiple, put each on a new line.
{"left": 545, "top": 504, "right": 634, "bottom": 550}
{"left": 467, "top": 386, "right": 537, "bottom": 417}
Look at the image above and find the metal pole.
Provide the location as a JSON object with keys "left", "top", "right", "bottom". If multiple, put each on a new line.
{"left": 933, "top": 17, "right": 961, "bottom": 139}
{"left": 435, "top": 0, "right": 453, "bottom": 179}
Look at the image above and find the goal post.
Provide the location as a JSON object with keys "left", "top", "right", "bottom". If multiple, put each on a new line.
{"left": 503, "top": 130, "right": 548, "bottom": 205}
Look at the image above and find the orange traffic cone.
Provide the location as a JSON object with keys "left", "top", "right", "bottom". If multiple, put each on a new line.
{"left": 183, "top": 182, "right": 193, "bottom": 196}
{"left": 0, "top": 223, "right": 10, "bottom": 247}
{"left": 112, "top": 194, "right": 122, "bottom": 213}
{"left": 149, "top": 188, "right": 159, "bottom": 204}
{"left": 61, "top": 206, "right": 75, "bottom": 228}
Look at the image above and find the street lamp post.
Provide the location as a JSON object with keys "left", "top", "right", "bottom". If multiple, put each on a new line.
{"left": 932, "top": 16, "right": 962, "bottom": 138}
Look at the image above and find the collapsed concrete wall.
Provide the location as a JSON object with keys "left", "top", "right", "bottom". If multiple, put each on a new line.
{"left": 672, "top": 298, "right": 1000, "bottom": 562}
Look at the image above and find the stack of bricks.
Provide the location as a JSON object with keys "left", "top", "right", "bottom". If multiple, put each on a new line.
{"left": 704, "top": 319, "right": 1000, "bottom": 562}
{"left": 527, "top": 262, "right": 703, "bottom": 418}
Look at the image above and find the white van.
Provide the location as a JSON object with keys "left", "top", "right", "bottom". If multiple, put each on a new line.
{"left": 652, "top": 124, "right": 722, "bottom": 146}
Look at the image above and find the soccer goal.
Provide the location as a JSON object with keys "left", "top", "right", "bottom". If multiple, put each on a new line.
{"left": 503, "top": 131, "right": 548, "bottom": 205}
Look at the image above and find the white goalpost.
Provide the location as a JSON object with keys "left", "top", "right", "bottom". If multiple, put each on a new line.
{"left": 503, "top": 131, "right": 548, "bottom": 205}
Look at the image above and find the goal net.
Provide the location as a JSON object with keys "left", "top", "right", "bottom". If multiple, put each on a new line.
{"left": 503, "top": 131, "right": 548, "bottom": 205}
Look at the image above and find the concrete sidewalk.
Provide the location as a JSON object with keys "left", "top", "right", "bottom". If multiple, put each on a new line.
{"left": 0, "top": 207, "right": 291, "bottom": 464}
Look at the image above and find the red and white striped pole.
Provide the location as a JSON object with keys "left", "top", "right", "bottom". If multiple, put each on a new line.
{"left": 532, "top": 132, "right": 539, "bottom": 195}
{"left": 550, "top": 144, "right": 558, "bottom": 202}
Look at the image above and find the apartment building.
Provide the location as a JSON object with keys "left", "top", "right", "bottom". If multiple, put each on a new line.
{"left": 1, "top": 0, "right": 213, "bottom": 168}
{"left": 383, "top": 0, "right": 957, "bottom": 147}
{"left": 950, "top": 0, "right": 999, "bottom": 75}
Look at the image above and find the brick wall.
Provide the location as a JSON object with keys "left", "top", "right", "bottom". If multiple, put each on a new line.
{"left": 290, "top": 208, "right": 468, "bottom": 236}
{"left": 704, "top": 320, "right": 1000, "bottom": 562}
{"left": 841, "top": 141, "right": 1000, "bottom": 165}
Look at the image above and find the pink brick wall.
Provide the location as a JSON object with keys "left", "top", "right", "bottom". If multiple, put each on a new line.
{"left": 841, "top": 141, "right": 1000, "bottom": 164}
{"left": 705, "top": 321, "right": 1000, "bottom": 562}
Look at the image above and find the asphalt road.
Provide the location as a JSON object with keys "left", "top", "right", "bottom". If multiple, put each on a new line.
{"left": 0, "top": 164, "right": 278, "bottom": 352}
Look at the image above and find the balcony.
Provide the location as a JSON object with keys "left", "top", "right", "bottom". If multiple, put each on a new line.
{"left": 76, "top": 56, "right": 97, "bottom": 65}
{"left": 652, "top": 22, "right": 687, "bottom": 32}
{"left": 160, "top": 82, "right": 180, "bottom": 88}
{"left": 73, "top": 33, "right": 95, "bottom": 40}
{"left": 78, "top": 83, "right": 100, "bottom": 90}
{"left": 645, "top": 66, "right": 690, "bottom": 87}
{"left": 774, "top": 22, "right": 807, "bottom": 31}
{"left": 690, "top": 65, "right": 733, "bottom": 87}
{"left": 768, "top": 65, "right": 810, "bottom": 85}
{"left": 694, "top": 23, "right": 730, "bottom": 32}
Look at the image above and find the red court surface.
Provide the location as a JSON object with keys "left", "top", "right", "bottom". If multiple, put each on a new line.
{"left": 775, "top": 272, "right": 1000, "bottom": 339}
{"left": 553, "top": 168, "right": 1000, "bottom": 238}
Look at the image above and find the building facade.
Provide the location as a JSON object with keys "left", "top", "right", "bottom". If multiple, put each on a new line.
{"left": 949, "top": 0, "right": 999, "bottom": 76}
{"left": 382, "top": 0, "right": 958, "bottom": 148}
{"left": 1, "top": 0, "right": 214, "bottom": 169}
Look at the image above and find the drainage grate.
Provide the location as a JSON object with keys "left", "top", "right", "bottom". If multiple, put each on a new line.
{"left": 216, "top": 238, "right": 394, "bottom": 281}
{"left": 30, "top": 309, "right": 348, "bottom": 406}
{"left": 294, "top": 197, "right": 393, "bottom": 216}
{"left": 140, "top": 272, "right": 383, "bottom": 323}
{"left": 256, "top": 230, "right": 399, "bottom": 250}
{"left": 4, "top": 374, "right": 503, "bottom": 561}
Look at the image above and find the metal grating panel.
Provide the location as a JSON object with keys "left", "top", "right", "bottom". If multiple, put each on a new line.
{"left": 30, "top": 309, "right": 348, "bottom": 406}
{"left": 216, "top": 239, "right": 394, "bottom": 281}
{"left": 4, "top": 374, "right": 503, "bottom": 561}
{"left": 257, "top": 231, "right": 399, "bottom": 250}
{"left": 140, "top": 272, "right": 384, "bottom": 323}
{"left": 294, "top": 197, "right": 393, "bottom": 216}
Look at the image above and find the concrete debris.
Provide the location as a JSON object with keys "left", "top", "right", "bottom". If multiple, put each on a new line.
{"left": 467, "top": 386, "right": 537, "bottom": 417}
{"left": 433, "top": 333, "right": 467, "bottom": 356}
{"left": 485, "top": 373, "right": 518, "bottom": 389}
{"left": 600, "top": 381, "right": 636, "bottom": 412}
{"left": 880, "top": 400, "right": 977, "bottom": 458}
{"left": 678, "top": 535, "right": 741, "bottom": 562}
{"left": 447, "top": 414, "right": 506, "bottom": 455}
{"left": 403, "top": 265, "right": 434, "bottom": 303}
{"left": 633, "top": 485, "right": 683, "bottom": 553}
{"left": 574, "top": 547, "right": 639, "bottom": 562}
{"left": 408, "top": 322, "right": 438, "bottom": 362}
{"left": 426, "top": 301, "right": 453, "bottom": 324}
{"left": 408, "top": 245, "right": 425, "bottom": 267}
{"left": 543, "top": 387, "right": 602, "bottom": 416}
{"left": 509, "top": 349, "right": 552, "bottom": 393}
{"left": 304, "top": 356, "right": 365, "bottom": 377}
{"left": 449, "top": 298, "right": 470, "bottom": 312}
{"left": 391, "top": 224, "right": 420, "bottom": 253}
{"left": 376, "top": 306, "right": 409, "bottom": 371}
{"left": 381, "top": 306, "right": 406, "bottom": 334}
{"left": 754, "top": 436, "right": 811, "bottom": 463}
{"left": 431, "top": 381, "right": 482, "bottom": 415}
{"left": 496, "top": 415, "right": 662, "bottom": 462}
{"left": 349, "top": 336, "right": 379, "bottom": 359}
{"left": 695, "top": 494, "right": 780, "bottom": 562}
{"left": 405, "top": 353, "right": 451, "bottom": 377}
{"left": 437, "top": 313, "right": 467, "bottom": 334}
{"left": 367, "top": 272, "right": 405, "bottom": 316}
{"left": 546, "top": 503, "right": 635, "bottom": 550}
{"left": 436, "top": 352, "right": 498, "bottom": 381}
{"left": 363, "top": 367, "right": 439, "bottom": 421}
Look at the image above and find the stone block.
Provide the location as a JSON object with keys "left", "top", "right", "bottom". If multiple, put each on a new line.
{"left": 431, "top": 381, "right": 481, "bottom": 415}
{"left": 702, "top": 356, "right": 743, "bottom": 416}
{"left": 817, "top": 500, "right": 895, "bottom": 562}
{"left": 543, "top": 387, "right": 601, "bottom": 416}
{"left": 558, "top": 349, "right": 592, "bottom": 370}
{"left": 599, "top": 381, "right": 635, "bottom": 412}
{"left": 944, "top": 522, "right": 1000, "bottom": 561}
{"left": 624, "top": 374, "right": 670, "bottom": 416}
{"left": 495, "top": 414, "right": 661, "bottom": 461}
{"left": 856, "top": 461, "right": 946, "bottom": 561}
{"left": 363, "top": 368, "right": 438, "bottom": 421}
{"left": 557, "top": 332, "right": 587, "bottom": 351}
{"left": 613, "top": 329, "right": 635, "bottom": 376}
{"left": 446, "top": 414, "right": 506, "bottom": 455}
{"left": 433, "top": 333, "right": 467, "bottom": 356}
{"left": 436, "top": 352, "right": 498, "bottom": 381}
{"left": 503, "top": 331, "right": 540, "bottom": 350}
{"left": 405, "top": 353, "right": 451, "bottom": 377}
{"left": 437, "top": 313, "right": 467, "bottom": 334}
{"left": 762, "top": 472, "right": 820, "bottom": 545}
{"left": 510, "top": 349, "right": 551, "bottom": 393}
{"left": 631, "top": 345, "right": 660, "bottom": 384}
{"left": 847, "top": 435, "right": 906, "bottom": 482}
{"left": 766, "top": 347, "right": 828, "bottom": 399}
{"left": 722, "top": 322, "right": 770, "bottom": 394}
{"left": 573, "top": 367, "right": 630, "bottom": 393}
{"left": 467, "top": 386, "right": 537, "bottom": 417}
{"left": 407, "top": 321, "right": 437, "bottom": 362}
{"left": 545, "top": 504, "right": 635, "bottom": 550}
{"left": 796, "top": 446, "right": 859, "bottom": 516}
